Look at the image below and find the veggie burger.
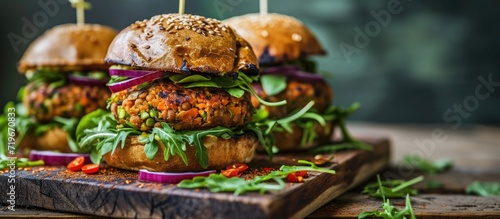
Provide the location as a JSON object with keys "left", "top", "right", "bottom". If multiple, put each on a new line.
{"left": 14, "top": 24, "right": 117, "bottom": 153}
{"left": 224, "top": 13, "right": 335, "bottom": 151}
{"left": 78, "top": 14, "right": 276, "bottom": 172}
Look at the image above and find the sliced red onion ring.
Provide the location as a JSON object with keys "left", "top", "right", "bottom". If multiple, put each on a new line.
{"left": 107, "top": 71, "right": 164, "bottom": 93}
{"left": 68, "top": 75, "right": 108, "bottom": 86}
{"left": 29, "top": 150, "right": 91, "bottom": 166}
{"left": 138, "top": 169, "right": 216, "bottom": 184}
{"left": 109, "top": 69, "right": 160, "bottom": 78}
{"left": 261, "top": 65, "right": 301, "bottom": 74}
{"left": 261, "top": 66, "right": 325, "bottom": 82}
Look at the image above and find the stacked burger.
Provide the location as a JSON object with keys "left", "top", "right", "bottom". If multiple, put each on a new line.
{"left": 224, "top": 13, "right": 335, "bottom": 151}
{"left": 7, "top": 24, "right": 117, "bottom": 154}
{"left": 78, "top": 14, "right": 282, "bottom": 172}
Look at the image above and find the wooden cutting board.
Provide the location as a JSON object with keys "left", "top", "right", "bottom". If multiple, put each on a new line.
{"left": 0, "top": 137, "right": 389, "bottom": 219}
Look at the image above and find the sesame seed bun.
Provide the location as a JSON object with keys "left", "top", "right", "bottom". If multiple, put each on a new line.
{"left": 18, "top": 128, "right": 72, "bottom": 153}
{"left": 224, "top": 13, "right": 325, "bottom": 64}
{"left": 18, "top": 24, "right": 118, "bottom": 73}
{"left": 105, "top": 14, "right": 259, "bottom": 76}
{"left": 103, "top": 132, "right": 258, "bottom": 172}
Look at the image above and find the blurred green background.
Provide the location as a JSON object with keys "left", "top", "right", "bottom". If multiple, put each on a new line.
{"left": 1, "top": 0, "right": 498, "bottom": 123}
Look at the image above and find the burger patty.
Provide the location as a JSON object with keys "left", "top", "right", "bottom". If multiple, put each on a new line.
{"left": 109, "top": 80, "right": 254, "bottom": 131}
{"left": 251, "top": 78, "right": 333, "bottom": 118}
{"left": 24, "top": 82, "right": 110, "bottom": 122}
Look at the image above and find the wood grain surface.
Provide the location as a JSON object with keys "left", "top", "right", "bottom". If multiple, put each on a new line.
{"left": 306, "top": 124, "right": 500, "bottom": 219}
{"left": 0, "top": 138, "right": 390, "bottom": 219}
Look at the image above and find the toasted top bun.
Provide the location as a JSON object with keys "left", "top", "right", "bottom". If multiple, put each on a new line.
{"left": 18, "top": 24, "right": 118, "bottom": 73}
{"left": 105, "top": 14, "right": 259, "bottom": 76}
{"left": 224, "top": 13, "right": 325, "bottom": 64}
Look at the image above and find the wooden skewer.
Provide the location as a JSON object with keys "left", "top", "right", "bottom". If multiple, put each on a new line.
{"left": 179, "top": 0, "right": 186, "bottom": 15}
{"left": 260, "top": 0, "right": 268, "bottom": 16}
{"left": 69, "top": 0, "right": 90, "bottom": 25}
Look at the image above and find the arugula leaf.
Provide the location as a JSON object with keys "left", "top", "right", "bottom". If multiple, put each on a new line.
{"left": 78, "top": 111, "right": 140, "bottom": 164}
{"left": 0, "top": 112, "right": 8, "bottom": 160}
{"left": 0, "top": 157, "right": 45, "bottom": 170}
{"left": 178, "top": 159, "right": 335, "bottom": 195}
{"left": 184, "top": 81, "right": 219, "bottom": 88}
{"left": 362, "top": 175, "right": 424, "bottom": 199}
{"left": 465, "top": 181, "right": 500, "bottom": 197}
{"left": 225, "top": 88, "right": 245, "bottom": 98}
{"left": 358, "top": 175, "right": 417, "bottom": 219}
{"left": 53, "top": 116, "right": 79, "bottom": 152}
{"left": 76, "top": 109, "right": 110, "bottom": 141}
{"left": 402, "top": 155, "right": 453, "bottom": 174}
{"left": 426, "top": 180, "right": 444, "bottom": 189}
{"left": 253, "top": 101, "right": 319, "bottom": 155}
{"left": 0, "top": 102, "right": 45, "bottom": 169}
{"left": 107, "top": 75, "right": 129, "bottom": 84}
{"left": 255, "top": 101, "right": 369, "bottom": 151}
{"left": 179, "top": 174, "right": 284, "bottom": 195}
{"left": 330, "top": 103, "right": 372, "bottom": 150}
{"left": 169, "top": 74, "right": 211, "bottom": 83}
{"left": 260, "top": 75, "right": 287, "bottom": 96}
{"left": 26, "top": 69, "right": 66, "bottom": 89}
{"left": 358, "top": 194, "right": 416, "bottom": 219}
{"left": 147, "top": 123, "right": 187, "bottom": 163}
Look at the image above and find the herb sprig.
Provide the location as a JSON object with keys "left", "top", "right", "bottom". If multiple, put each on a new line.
{"left": 402, "top": 155, "right": 453, "bottom": 174}
{"left": 465, "top": 181, "right": 500, "bottom": 197}
{"left": 309, "top": 103, "right": 373, "bottom": 154}
{"left": 362, "top": 175, "right": 424, "bottom": 199}
{"left": 178, "top": 160, "right": 335, "bottom": 195}
{"left": 358, "top": 175, "right": 417, "bottom": 219}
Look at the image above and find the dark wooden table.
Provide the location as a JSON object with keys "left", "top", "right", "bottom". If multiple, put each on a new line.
{"left": 2, "top": 123, "right": 499, "bottom": 218}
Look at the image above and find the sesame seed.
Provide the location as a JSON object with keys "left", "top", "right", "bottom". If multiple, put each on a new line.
{"left": 133, "top": 14, "right": 227, "bottom": 37}
{"left": 292, "top": 33, "right": 302, "bottom": 42}
{"left": 145, "top": 45, "right": 150, "bottom": 49}
{"left": 261, "top": 30, "right": 269, "bottom": 37}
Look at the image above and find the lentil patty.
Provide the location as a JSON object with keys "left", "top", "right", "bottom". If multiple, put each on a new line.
{"left": 24, "top": 82, "right": 110, "bottom": 122}
{"left": 109, "top": 80, "right": 254, "bottom": 131}
{"left": 251, "top": 78, "right": 333, "bottom": 118}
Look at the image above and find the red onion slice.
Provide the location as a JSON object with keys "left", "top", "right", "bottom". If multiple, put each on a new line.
{"left": 67, "top": 75, "right": 108, "bottom": 86}
{"left": 29, "top": 150, "right": 91, "bottom": 166}
{"left": 261, "top": 66, "right": 325, "bottom": 82}
{"left": 138, "top": 169, "right": 216, "bottom": 184}
{"left": 109, "top": 69, "right": 160, "bottom": 78}
{"left": 262, "top": 66, "right": 301, "bottom": 74}
{"left": 107, "top": 71, "right": 164, "bottom": 93}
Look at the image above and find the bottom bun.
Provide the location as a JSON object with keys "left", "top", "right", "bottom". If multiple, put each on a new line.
{"left": 18, "top": 127, "right": 72, "bottom": 154}
{"left": 104, "top": 132, "right": 258, "bottom": 172}
{"left": 272, "top": 122, "right": 335, "bottom": 152}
